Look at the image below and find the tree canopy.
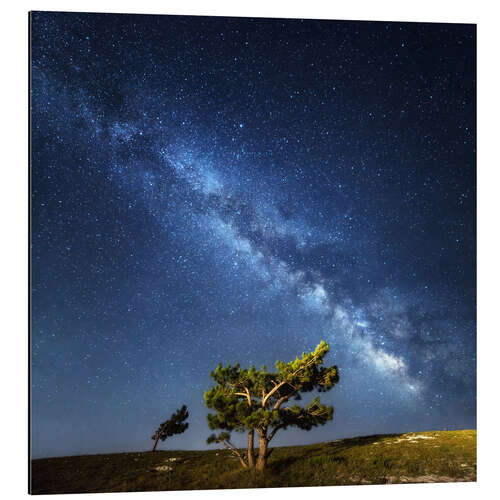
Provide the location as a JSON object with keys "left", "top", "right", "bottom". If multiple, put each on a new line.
{"left": 151, "top": 405, "right": 189, "bottom": 452}
{"left": 204, "top": 340, "right": 339, "bottom": 470}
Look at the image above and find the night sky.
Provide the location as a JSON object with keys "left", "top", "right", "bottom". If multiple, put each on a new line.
{"left": 30, "top": 12, "right": 476, "bottom": 459}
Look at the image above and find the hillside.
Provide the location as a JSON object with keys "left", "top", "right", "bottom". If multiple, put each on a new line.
{"left": 30, "top": 429, "right": 476, "bottom": 494}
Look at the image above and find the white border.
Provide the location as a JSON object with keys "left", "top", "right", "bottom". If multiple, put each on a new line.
{"left": 2, "top": 1, "right": 498, "bottom": 499}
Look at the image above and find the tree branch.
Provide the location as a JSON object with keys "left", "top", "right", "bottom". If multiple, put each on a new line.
{"left": 234, "top": 388, "right": 253, "bottom": 406}
{"left": 220, "top": 439, "right": 248, "bottom": 469}
{"left": 262, "top": 380, "right": 287, "bottom": 407}
{"left": 245, "top": 387, "right": 252, "bottom": 406}
{"left": 262, "top": 356, "right": 319, "bottom": 408}
{"left": 267, "top": 424, "right": 285, "bottom": 442}
{"left": 272, "top": 384, "right": 299, "bottom": 411}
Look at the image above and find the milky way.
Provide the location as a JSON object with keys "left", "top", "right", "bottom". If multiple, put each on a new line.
{"left": 30, "top": 12, "right": 476, "bottom": 458}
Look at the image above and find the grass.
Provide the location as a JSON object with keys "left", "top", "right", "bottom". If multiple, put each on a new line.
{"left": 30, "top": 429, "right": 476, "bottom": 494}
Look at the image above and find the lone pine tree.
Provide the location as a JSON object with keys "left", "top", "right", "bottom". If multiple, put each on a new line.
{"left": 151, "top": 405, "right": 189, "bottom": 452}
{"left": 204, "top": 340, "right": 339, "bottom": 471}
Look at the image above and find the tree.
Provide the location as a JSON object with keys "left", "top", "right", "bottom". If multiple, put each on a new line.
{"left": 204, "top": 341, "right": 339, "bottom": 471}
{"left": 151, "top": 405, "right": 189, "bottom": 452}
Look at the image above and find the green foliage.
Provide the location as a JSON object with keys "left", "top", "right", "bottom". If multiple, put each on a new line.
{"left": 206, "top": 432, "right": 230, "bottom": 445}
{"left": 152, "top": 405, "right": 189, "bottom": 445}
{"left": 205, "top": 341, "right": 338, "bottom": 434}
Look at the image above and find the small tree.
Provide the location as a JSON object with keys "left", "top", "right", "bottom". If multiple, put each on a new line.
{"left": 151, "top": 405, "right": 189, "bottom": 452}
{"left": 204, "top": 341, "right": 339, "bottom": 471}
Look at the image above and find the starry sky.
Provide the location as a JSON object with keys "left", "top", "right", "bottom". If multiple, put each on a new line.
{"left": 30, "top": 11, "right": 476, "bottom": 459}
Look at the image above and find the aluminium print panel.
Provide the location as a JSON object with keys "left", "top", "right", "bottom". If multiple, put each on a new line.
{"left": 29, "top": 10, "right": 476, "bottom": 494}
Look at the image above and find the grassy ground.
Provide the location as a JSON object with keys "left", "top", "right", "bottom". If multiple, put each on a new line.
{"left": 30, "top": 429, "right": 476, "bottom": 494}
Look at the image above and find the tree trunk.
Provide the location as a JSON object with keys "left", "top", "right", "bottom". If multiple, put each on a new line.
{"left": 235, "top": 452, "right": 248, "bottom": 469}
{"left": 256, "top": 431, "right": 269, "bottom": 471}
{"left": 247, "top": 429, "right": 255, "bottom": 469}
{"left": 152, "top": 434, "right": 160, "bottom": 452}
